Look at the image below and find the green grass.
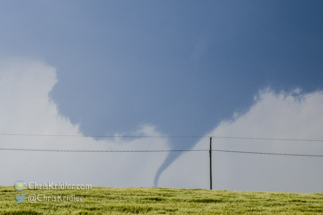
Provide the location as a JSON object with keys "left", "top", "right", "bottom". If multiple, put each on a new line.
{"left": 1, "top": 186, "right": 323, "bottom": 214}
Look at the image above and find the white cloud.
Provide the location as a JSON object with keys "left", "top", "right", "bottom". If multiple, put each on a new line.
{"left": 0, "top": 59, "right": 169, "bottom": 187}
{"left": 1, "top": 59, "right": 323, "bottom": 193}
{"left": 161, "top": 89, "right": 323, "bottom": 193}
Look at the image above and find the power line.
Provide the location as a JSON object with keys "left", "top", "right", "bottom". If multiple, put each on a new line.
{"left": 0, "top": 133, "right": 323, "bottom": 142}
{"left": 211, "top": 136, "right": 323, "bottom": 142}
{"left": 0, "top": 148, "right": 205, "bottom": 152}
{"left": 212, "top": 149, "right": 323, "bottom": 157}
{"left": 0, "top": 147, "right": 323, "bottom": 157}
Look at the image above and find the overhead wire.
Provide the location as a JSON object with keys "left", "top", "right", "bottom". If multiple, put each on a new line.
{"left": 0, "top": 147, "right": 322, "bottom": 157}
{"left": 0, "top": 133, "right": 323, "bottom": 142}
{"left": 1, "top": 133, "right": 323, "bottom": 157}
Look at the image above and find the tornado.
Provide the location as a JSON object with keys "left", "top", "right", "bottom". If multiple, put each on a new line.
{"left": 154, "top": 138, "right": 197, "bottom": 187}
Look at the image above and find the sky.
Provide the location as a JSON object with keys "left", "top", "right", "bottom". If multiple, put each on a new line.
{"left": 1, "top": 1, "right": 323, "bottom": 192}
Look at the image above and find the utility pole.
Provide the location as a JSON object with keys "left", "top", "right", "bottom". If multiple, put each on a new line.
{"left": 209, "top": 137, "right": 212, "bottom": 190}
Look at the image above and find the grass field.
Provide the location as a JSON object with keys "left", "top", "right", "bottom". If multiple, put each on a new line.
{"left": 1, "top": 186, "right": 323, "bottom": 214}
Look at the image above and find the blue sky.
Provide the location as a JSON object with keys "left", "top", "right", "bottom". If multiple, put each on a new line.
{"left": 1, "top": 1, "right": 323, "bottom": 190}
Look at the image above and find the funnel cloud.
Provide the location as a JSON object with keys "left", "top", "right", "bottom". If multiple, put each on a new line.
{"left": 1, "top": 1, "right": 323, "bottom": 191}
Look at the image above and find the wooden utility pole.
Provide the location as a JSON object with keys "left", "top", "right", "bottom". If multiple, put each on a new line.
{"left": 209, "top": 137, "right": 212, "bottom": 190}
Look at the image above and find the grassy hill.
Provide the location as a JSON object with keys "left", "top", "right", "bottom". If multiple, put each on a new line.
{"left": 1, "top": 186, "right": 323, "bottom": 214}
